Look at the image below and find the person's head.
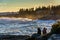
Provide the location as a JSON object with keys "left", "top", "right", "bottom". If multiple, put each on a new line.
{"left": 38, "top": 27, "right": 41, "bottom": 30}
{"left": 38, "top": 27, "right": 40, "bottom": 29}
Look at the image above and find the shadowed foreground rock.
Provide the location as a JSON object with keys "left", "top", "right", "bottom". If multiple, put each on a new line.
{"left": 0, "top": 35, "right": 30, "bottom": 40}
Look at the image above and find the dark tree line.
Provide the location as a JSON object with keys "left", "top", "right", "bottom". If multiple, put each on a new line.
{"left": 18, "top": 5, "right": 60, "bottom": 19}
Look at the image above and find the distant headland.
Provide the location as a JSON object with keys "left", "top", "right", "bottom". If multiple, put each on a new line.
{"left": 0, "top": 5, "right": 60, "bottom": 20}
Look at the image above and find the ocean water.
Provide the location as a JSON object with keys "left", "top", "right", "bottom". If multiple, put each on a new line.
{"left": 0, "top": 18, "right": 56, "bottom": 36}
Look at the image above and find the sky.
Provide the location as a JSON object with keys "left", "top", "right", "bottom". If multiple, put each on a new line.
{"left": 0, "top": 0, "right": 60, "bottom": 12}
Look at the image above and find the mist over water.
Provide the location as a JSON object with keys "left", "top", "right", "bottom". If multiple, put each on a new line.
{"left": 0, "top": 17, "right": 56, "bottom": 36}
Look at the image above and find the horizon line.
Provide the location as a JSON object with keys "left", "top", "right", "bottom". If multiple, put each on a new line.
{"left": 0, "top": 5, "right": 60, "bottom": 12}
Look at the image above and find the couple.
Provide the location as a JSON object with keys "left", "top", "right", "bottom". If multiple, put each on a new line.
{"left": 37, "top": 27, "right": 47, "bottom": 35}
{"left": 31, "top": 27, "right": 47, "bottom": 39}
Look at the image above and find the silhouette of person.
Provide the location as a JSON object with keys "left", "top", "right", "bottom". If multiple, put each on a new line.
{"left": 43, "top": 27, "right": 47, "bottom": 35}
{"left": 31, "top": 28, "right": 41, "bottom": 40}
{"left": 37, "top": 28, "right": 41, "bottom": 35}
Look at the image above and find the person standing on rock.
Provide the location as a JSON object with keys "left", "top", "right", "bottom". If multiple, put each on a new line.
{"left": 37, "top": 28, "right": 41, "bottom": 35}
{"left": 43, "top": 27, "right": 47, "bottom": 35}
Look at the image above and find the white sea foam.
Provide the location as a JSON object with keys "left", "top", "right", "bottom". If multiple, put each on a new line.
{"left": 0, "top": 17, "right": 56, "bottom": 35}
{"left": 0, "top": 17, "right": 32, "bottom": 21}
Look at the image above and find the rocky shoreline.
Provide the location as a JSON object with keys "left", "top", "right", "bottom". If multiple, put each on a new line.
{"left": 0, "top": 35, "right": 30, "bottom": 40}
